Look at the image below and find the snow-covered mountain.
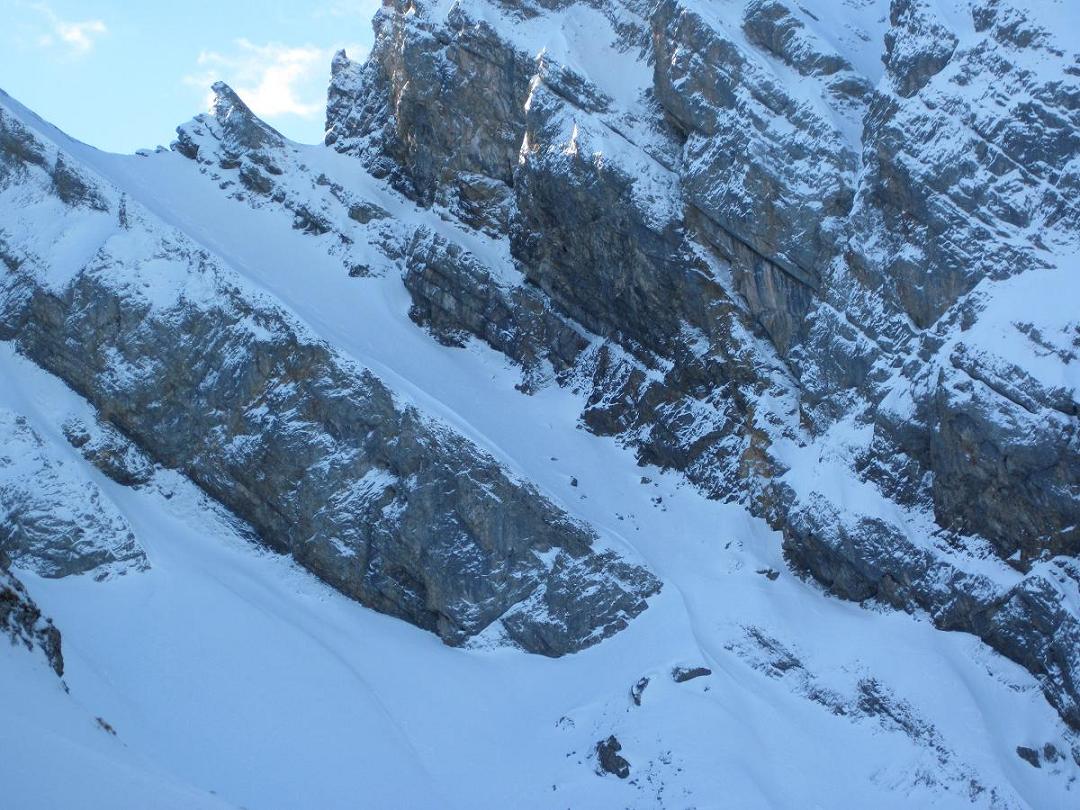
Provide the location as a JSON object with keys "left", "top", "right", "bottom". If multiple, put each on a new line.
{"left": 1, "top": 0, "right": 1078, "bottom": 807}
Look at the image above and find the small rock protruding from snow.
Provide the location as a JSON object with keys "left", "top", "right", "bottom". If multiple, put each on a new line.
{"left": 595, "top": 735, "right": 630, "bottom": 779}
{"left": 672, "top": 665, "right": 712, "bottom": 684}
{"left": 630, "top": 675, "right": 649, "bottom": 706}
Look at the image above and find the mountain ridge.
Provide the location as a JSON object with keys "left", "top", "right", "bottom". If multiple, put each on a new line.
{"left": 1, "top": 0, "right": 1078, "bottom": 806}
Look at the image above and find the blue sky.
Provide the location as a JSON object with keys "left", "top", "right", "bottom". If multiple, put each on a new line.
{"left": 0, "top": 0, "right": 380, "bottom": 153}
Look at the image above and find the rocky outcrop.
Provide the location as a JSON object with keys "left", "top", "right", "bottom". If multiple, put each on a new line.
{"left": 882, "top": 0, "right": 958, "bottom": 98}
{"left": 0, "top": 409, "right": 146, "bottom": 579}
{"left": 848, "top": 0, "right": 1080, "bottom": 330}
{"left": 0, "top": 115, "right": 660, "bottom": 655}
{"left": 652, "top": 0, "right": 859, "bottom": 351}
{"left": 0, "top": 549, "right": 63, "bottom": 677}
{"left": 743, "top": 1, "right": 863, "bottom": 83}
{"left": 930, "top": 352, "right": 1080, "bottom": 561}
{"left": 62, "top": 416, "right": 155, "bottom": 489}
{"left": 173, "top": 82, "right": 405, "bottom": 280}
{"left": 404, "top": 228, "right": 589, "bottom": 392}
{"left": 780, "top": 489, "right": 1080, "bottom": 727}
{"left": 404, "top": 221, "right": 794, "bottom": 500}
{"left": 327, "top": 2, "right": 533, "bottom": 232}
{"left": 353, "top": 0, "right": 797, "bottom": 504}
{"left": 175, "top": 82, "right": 286, "bottom": 174}
{"left": 2, "top": 0, "right": 1078, "bottom": 739}
{"left": 1, "top": 107, "right": 106, "bottom": 212}
{"left": 325, "top": 0, "right": 1080, "bottom": 728}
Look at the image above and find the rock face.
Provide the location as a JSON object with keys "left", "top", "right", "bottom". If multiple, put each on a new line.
{"left": 403, "top": 228, "right": 589, "bottom": 392}
{"left": 781, "top": 491, "right": 1080, "bottom": 728}
{"left": 62, "top": 416, "right": 155, "bottom": 489}
{"left": 327, "top": 8, "right": 532, "bottom": 232}
{"left": 0, "top": 0, "right": 1077, "bottom": 738}
{"left": 0, "top": 409, "right": 146, "bottom": 579}
{"left": 324, "top": 0, "right": 1080, "bottom": 729}
{"left": 0, "top": 101, "right": 659, "bottom": 656}
{"left": 0, "top": 549, "right": 63, "bottom": 677}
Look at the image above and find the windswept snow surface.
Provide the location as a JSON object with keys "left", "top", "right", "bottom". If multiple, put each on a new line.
{"left": 0, "top": 640, "right": 232, "bottom": 810}
{"left": 1, "top": 22, "right": 1078, "bottom": 802}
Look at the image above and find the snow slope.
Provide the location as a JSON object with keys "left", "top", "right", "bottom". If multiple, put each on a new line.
{"left": 1, "top": 78, "right": 1078, "bottom": 808}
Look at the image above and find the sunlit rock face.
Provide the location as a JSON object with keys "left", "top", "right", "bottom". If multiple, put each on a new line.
{"left": 326, "top": 0, "right": 1080, "bottom": 729}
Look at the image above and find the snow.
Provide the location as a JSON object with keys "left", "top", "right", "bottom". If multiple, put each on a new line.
{"left": 1016, "top": 0, "right": 1080, "bottom": 39}
{"left": 0, "top": 120, "right": 1076, "bottom": 810}
{"left": 0, "top": 643, "right": 231, "bottom": 810}
{"left": 794, "top": 0, "right": 892, "bottom": 83}
{"left": 512, "top": 3, "right": 650, "bottom": 111}
{"left": 0, "top": 406, "right": 143, "bottom": 580}
{"left": 0, "top": 185, "right": 115, "bottom": 292}
{"left": 677, "top": 0, "right": 871, "bottom": 149}
{"left": 2, "top": 4, "right": 1079, "bottom": 806}
{"left": 953, "top": 261, "right": 1080, "bottom": 404}
{"left": 2, "top": 341, "right": 1074, "bottom": 809}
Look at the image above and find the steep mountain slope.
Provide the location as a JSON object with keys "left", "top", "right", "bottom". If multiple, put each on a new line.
{"left": 0, "top": 91, "right": 659, "bottom": 656}
{"left": 327, "top": 0, "right": 1080, "bottom": 728}
{"left": 1, "top": 0, "right": 1078, "bottom": 807}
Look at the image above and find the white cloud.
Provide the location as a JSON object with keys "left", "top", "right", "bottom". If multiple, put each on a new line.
{"left": 186, "top": 39, "right": 367, "bottom": 122}
{"left": 30, "top": 2, "right": 108, "bottom": 56}
{"left": 316, "top": 0, "right": 382, "bottom": 19}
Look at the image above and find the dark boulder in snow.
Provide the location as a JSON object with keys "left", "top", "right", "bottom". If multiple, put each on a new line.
{"left": 596, "top": 735, "right": 630, "bottom": 779}
{"left": 672, "top": 665, "right": 712, "bottom": 683}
